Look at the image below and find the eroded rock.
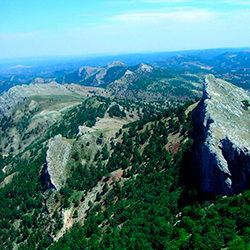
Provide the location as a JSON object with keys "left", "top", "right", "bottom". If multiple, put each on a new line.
{"left": 197, "top": 74, "right": 250, "bottom": 195}
{"left": 46, "top": 135, "right": 71, "bottom": 190}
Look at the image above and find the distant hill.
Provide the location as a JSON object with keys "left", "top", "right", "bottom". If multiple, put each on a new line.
{"left": 23, "top": 49, "right": 250, "bottom": 96}
{"left": 56, "top": 61, "right": 128, "bottom": 87}
{"left": 1, "top": 48, "right": 250, "bottom": 106}
{"left": 0, "top": 47, "right": 248, "bottom": 92}
{"left": 54, "top": 61, "right": 202, "bottom": 102}
{"left": 152, "top": 50, "right": 250, "bottom": 90}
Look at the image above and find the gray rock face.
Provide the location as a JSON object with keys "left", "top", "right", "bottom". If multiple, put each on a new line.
{"left": 46, "top": 135, "right": 71, "bottom": 190}
{"left": 198, "top": 74, "right": 250, "bottom": 195}
{"left": 135, "top": 63, "right": 153, "bottom": 74}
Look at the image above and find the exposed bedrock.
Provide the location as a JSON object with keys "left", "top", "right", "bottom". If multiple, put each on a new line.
{"left": 46, "top": 134, "right": 71, "bottom": 191}
{"left": 0, "top": 82, "right": 74, "bottom": 115}
{"left": 195, "top": 74, "right": 250, "bottom": 195}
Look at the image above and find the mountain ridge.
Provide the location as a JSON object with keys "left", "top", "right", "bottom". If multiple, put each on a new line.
{"left": 1, "top": 48, "right": 250, "bottom": 95}
{"left": 194, "top": 74, "right": 250, "bottom": 195}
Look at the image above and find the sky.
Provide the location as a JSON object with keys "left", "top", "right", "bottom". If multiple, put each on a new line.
{"left": 1, "top": 0, "right": 250, "bottom": 59}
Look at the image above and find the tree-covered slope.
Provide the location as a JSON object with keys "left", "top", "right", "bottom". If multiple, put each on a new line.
{"left": 153, "top": 50, "right": 250, "bottom": 90}
{"left": 0, "top": 95, "right": 189, "bottom": 249}
{"left": 1, "top": 93, "right": 249, "bottom": 249}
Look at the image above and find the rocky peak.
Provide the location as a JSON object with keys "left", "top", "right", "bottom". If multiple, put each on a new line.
{"left": 135, "top": 63, "right": 153, "bottom": 74}
{"left": 196, "top": 74, "right": 250, "bottom": 195}
{"left": 107, "top": 60, "right": 127, "bottom": 68}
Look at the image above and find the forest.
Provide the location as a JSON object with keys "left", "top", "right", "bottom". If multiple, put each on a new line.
{"left": 0, "top": 95, "right": 249, "bottom": 250}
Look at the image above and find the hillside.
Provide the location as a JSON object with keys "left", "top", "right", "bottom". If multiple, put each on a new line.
{"left": 153, "top": 50, "right": 250, "bottom": 90}
{"left": 1, "top": 80, "right": 250, "bottom": 249}
{"left": 0, "top": 82, "right": 107, "bottom": 117}
{"left": 1, "top": 49, "right": 250, "bottom": 249}
{"left": 0, "top": 63, "right": 203, "bottom": 116}
{"left": 0, "top": 90, "right": 196, "bottom": 249}
{"left": 55, "top": 61, "right": 203, "bottom": 102}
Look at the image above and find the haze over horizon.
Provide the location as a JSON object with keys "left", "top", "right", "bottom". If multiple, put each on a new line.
{"left": 1, "top": 0, "right": 250, "bottom": 59}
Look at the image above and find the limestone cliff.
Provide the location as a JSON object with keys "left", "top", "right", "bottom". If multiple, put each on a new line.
{"left": 46, "top": 135, "right": 71, "bottom": 190}
{"left": 196, "top": 74, "right": 250, "bottom": 195}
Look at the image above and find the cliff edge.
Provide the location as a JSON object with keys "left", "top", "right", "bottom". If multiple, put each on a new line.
{"left": 197, "top": 74, "right": 250, "bottom": 195}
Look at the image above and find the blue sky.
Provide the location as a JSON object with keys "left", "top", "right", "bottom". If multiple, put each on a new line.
{"left": 1, "top": 0, "right": 250, "bottom": 59}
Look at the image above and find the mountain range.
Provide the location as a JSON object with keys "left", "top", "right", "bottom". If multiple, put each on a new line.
{"left": 1, "top": 48, "right": 250, "bottom": 249}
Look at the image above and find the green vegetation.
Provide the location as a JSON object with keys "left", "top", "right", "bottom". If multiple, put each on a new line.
{"left": 50, "top": 98, "right": 250, "bottom": 249}
{"left": 128, "top": 76, "right": 154, "bottom": 91}
{"left": 48, "top": 96, "right": 111, "bottom": 138}
{"left": 242, "top": 99, "right": 250, "bottom": 108}
{"left": 0, "top": 94, "right": 250, "bottom": 250}
{"left": 101, "top": 66, "right": 127, "bottom": 87}
{"left": 108, "top": 104, "right": 126, "bottom": 118}
{"left": 0, "top": 147, "right": 54, "bottom": 250}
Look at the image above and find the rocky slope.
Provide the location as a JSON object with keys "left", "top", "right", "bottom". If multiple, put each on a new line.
{"left": 0, "top": 82, "right": 107, "bottom": 116}
{"left": 0, "top": 82, "right": 72, "bottom": 115}
{"left": 196, "top": 74, "right": 250, "bottom": 195}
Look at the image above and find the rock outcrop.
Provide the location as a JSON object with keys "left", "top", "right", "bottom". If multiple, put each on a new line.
{"left": 0, "top": 82, "right": 107, "bottom": 116}
{"left": 135, "top": 63, "right": 153, "bottom": 74}
{"left": 196, "top": 74, "right": 250, "bottom": 195}
{"left": 46, "top": 135, "right": 71, "bottom": 190}
{"left": 0, "top": 82, "right": 74, "bottom": 115}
